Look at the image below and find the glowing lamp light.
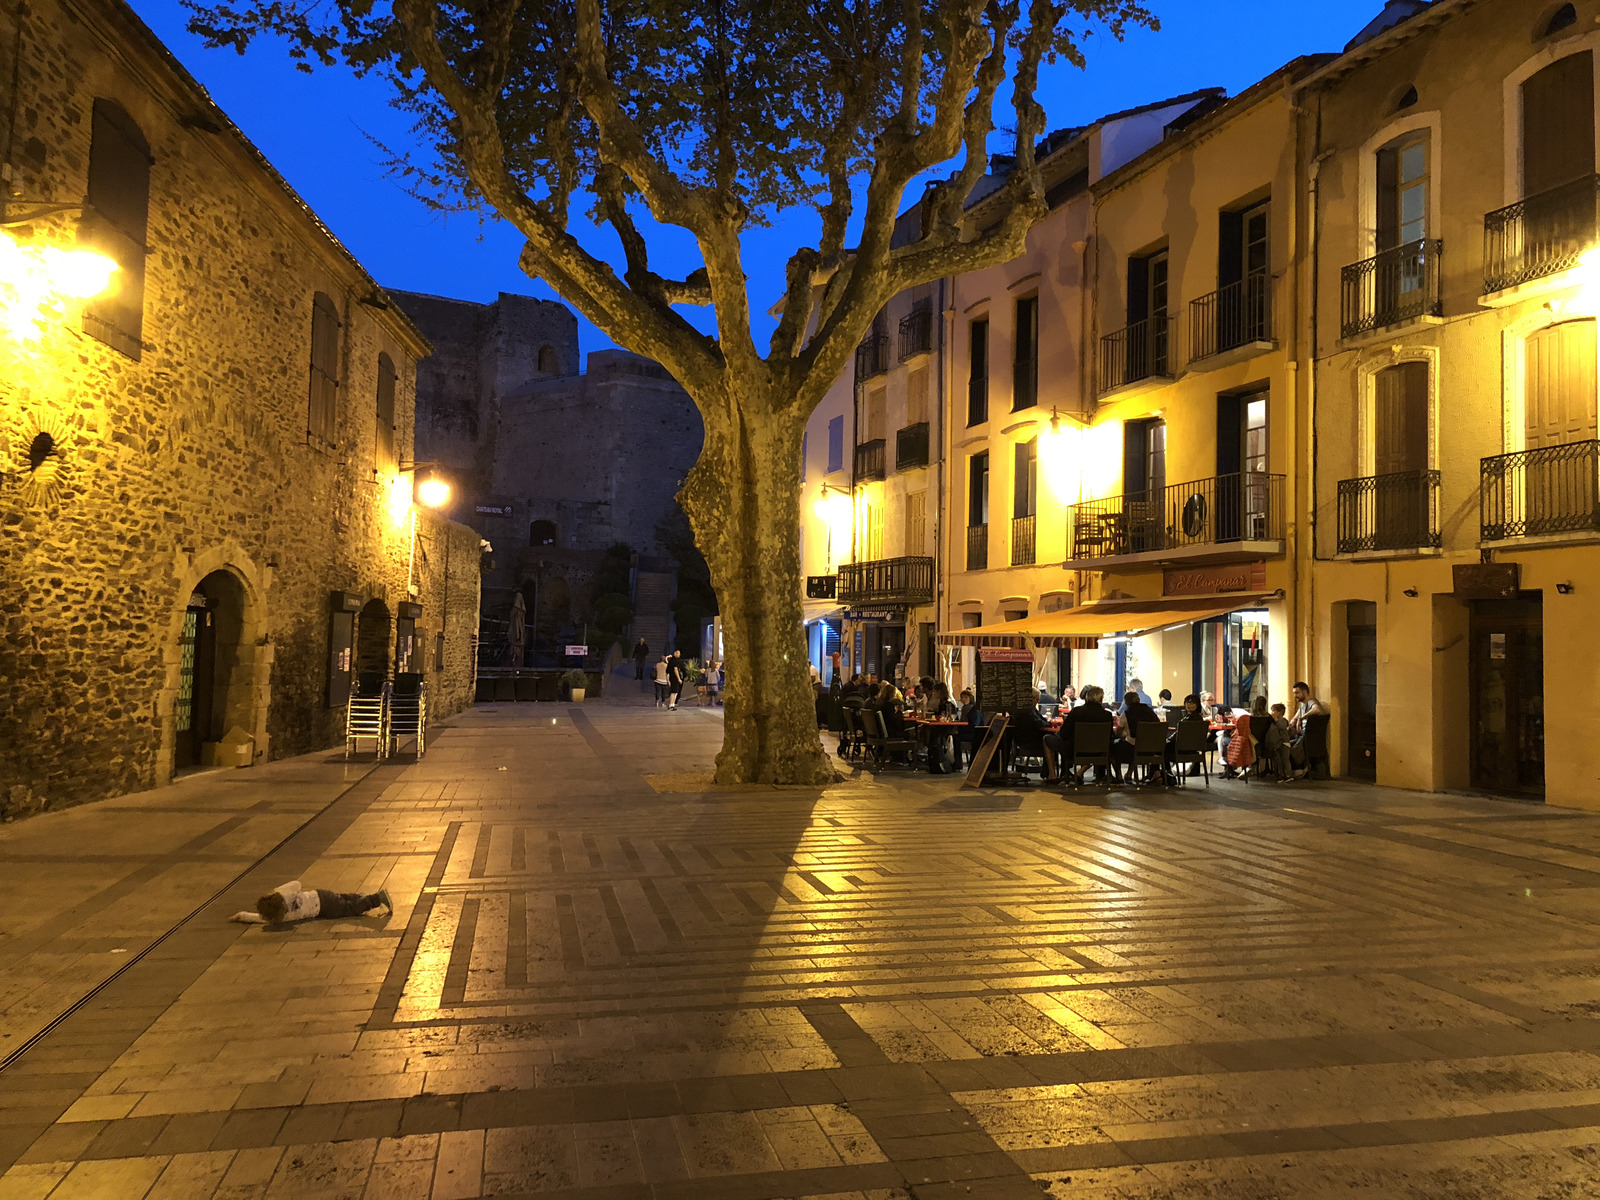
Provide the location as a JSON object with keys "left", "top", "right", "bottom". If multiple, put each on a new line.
{"left": 387, "top": 473, "right": 413, "bottom": 527}
{"left": 42, "top": 247, "right": 119, "bottom": 298}
{"left": 416, "top": 474, "right": 451, "bottom": 509}
{"left": 0, "top": 231, "right": 118, "bottom": 342}
{"left": 1551, "top": 247, "right": 1600, "bottom": 317}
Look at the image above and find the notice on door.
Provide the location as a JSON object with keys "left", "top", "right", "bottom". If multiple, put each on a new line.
{"left": 1489, "top": 632, "right": 1506, "bottom": 660}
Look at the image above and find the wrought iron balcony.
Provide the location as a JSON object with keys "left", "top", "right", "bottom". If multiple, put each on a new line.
{"left": 898, "top": 308, "right": 934, "bottom": 360}
{"left": 806, "top": 574, "right": 838, "bottom": 599}
{"left": 1011, "top": 514, "right": 1037, "bottom": 566}
{"left": 1190, "top": 276, "right": 1272, "bottom": 362}
{"left": 1066, "top": 473, "right": 1285, "bottom": 563}
{"left": 854, "top": 438, "right": 886, "bottom": 481}
{"left": 838, "top": 556, "right": 934, "bottom": 606}
{"left": 966, "top": 523, "right": 988, "bottom": 571}
{"left": 1481, "top": 440, "right": 1600, "bottom": 541}
{"left": 1484, "top": 173, "right": 1600, "bottom": 294}
{"left": 1336, "top": 470, "right": 1442, "bottom": 554}
{"left": 967, "top": 376, "right": 988, "bottom": 426}
{"left": 1340, "top": 238, "right": 1443, "bottom": 339}
{"left": 855, "top": 333, "right": 891, "bottom": 380}
{"left": 1098, "top": 315, "right": 1175, "bottom": 394}
{"left": 895, "top": 422, "right": 929, "bottom": 470}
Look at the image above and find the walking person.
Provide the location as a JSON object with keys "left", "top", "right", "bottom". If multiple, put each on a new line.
{"left": 652, "top": 655, "right": 670, "bottom": 707}
{"left": 667, "top": 649, "right": 687, "bottom": 710}
{"left": 632, "top": 637, "right": 650, "bottom": 681}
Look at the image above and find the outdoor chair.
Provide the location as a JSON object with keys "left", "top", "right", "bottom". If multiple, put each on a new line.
{"left": 839, "top": 707, "right": 865, "bottom": 759}
{"left": 868, "top": 709, "right": 918, "bottom": 769}
{"left": 1131, "top": 721, "right": 1170, "bottom": 787}
{"left": 1172, "top": 720, "right": 1210, "bottom": 787}
{"left": 1067, "top": 721, "right": 1115, "bottom": 788}
{"left": 1247, "top": 715, "right": 1276, "bottom": 782}
{"left": 1300, "top": 713, "right": 1332, "bottom": 779}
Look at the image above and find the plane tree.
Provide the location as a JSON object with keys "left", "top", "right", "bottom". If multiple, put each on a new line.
{"left": 188, "top": 0, "right": 1151, "bottom": 784}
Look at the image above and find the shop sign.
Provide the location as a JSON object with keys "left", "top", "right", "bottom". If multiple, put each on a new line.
{"left": 978, "top": 646, "right": 1034, "bottom": 663}
{"left": 843, "top": 608, "right": 898, "bottom": 621}
{"left": 330, "top": 590, "right": 363, "bottom": 613}
{"left": 564, "top": 644, "right": 589, "bottom": 657}
{"left": 397, "top": 601, "right": 423, "bottom": 620}
{"left": 1164, "top": 561, "right": 1266, "bottom": 597}
{"left": 1453, "top": 562, "right": 1519, "bottom": 600}
{"left": 476, "top": 501, "right": 514, "bottom": 516}
{"left": 806, "top": 575, "right": 838, "bottom": 599}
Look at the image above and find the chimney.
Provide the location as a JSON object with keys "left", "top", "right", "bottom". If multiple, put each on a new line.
{"left": 1345, "top": 0, "right": 1431, "bottom": 50}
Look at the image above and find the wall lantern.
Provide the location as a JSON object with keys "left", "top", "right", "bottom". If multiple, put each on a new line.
{"left": 0, "top": 225, "right": 118, "bottom": 342}
{"left": 399, "top": 460, "right": 452, "bottom": 510}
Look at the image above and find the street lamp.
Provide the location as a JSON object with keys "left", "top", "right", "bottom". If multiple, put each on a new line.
{"left": 399, "top": 460, "right": 452, "bottom": 509}
{"left": 0, "top": 227, "right": 119, "bottom": 342}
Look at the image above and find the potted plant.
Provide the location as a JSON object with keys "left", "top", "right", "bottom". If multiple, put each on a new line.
{"left": 561, "top": 668, "right": 590, "bottom": 702}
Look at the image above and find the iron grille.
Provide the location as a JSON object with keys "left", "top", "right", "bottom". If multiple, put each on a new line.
{"left": 1336, "top": 470, "right": 1441, "bottom": 554}
{"left": 1481, "top": 440, "right": 1600, "bottom": 540}
{"left": 1066, "top": 473, "right": 1285, "bottom": 561}
{"left": 966, "top": 523, "right": 988, "bottom": 571}
{"left": 1011, "top": 514, "right": 1037, "bottom": 566}
{"left": 1189, "top": 275, "right": 1271, "bottom": 362}
{"left": 1098, "top": 315, "right": 1174, "bottom": 394}
{"left": 1484, "top": 173, "right": 1600, "bottom": 294}
{"left": 898, "top": 308, "right": 933, "bottom": 360}
{"left": 838, "top": 556, "right": 934, "bottom": 605}
{"left": 854, "top": 438, "right": 886, "bottom": 481}
{"left": 1340, "top": 238, "right": 1443, "bottom": 339}
{"left": 895, "top": 422, "right": 930, "bottom": 470}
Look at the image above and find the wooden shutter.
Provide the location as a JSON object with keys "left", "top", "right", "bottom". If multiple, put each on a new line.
{"left": 904, "top": 491, "right": 926, "bottom": 555}
{"left": 907, "top": 366, "right": 929, "bottom": 425}
{"left": 1526, "top": 319, "right": 1599, "bottom": 448}
{"left": 1218, "top": 209, "right": 1244, "bottom": 289}
{"left": 866, "top": 386, "right": 886, "bottom": 441}
{"left": 1126, "top": 257, "right": 1149, "bottom": 327}
{"left": 1013, "top": 439, "right": 1036, "bottom": 518}
{"left": 1375, "top": 362, "right": 1430, "bottom": 475}
{"left": 1123, "top": 421, "right": 1148, "bottom": 497}
{"left": 309, "top": 293, "right": 342, "bottom": 444}
{"left": 1375, "top": 146, "right": 1400, "bottom": 251}
{"left": 1523, "top": 51, "right": 1595, "bottom": 196}
{"left": 83, "top": 99, "right": 151, "bottom": 360}
{"left": 375, "top": 353, "right": 397, "bottom": 472}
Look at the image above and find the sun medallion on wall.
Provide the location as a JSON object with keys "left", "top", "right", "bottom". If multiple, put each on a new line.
{"left": 14, "top": 410, "right": 71, "bottom": 507}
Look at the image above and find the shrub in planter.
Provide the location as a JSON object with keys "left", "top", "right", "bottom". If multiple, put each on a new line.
{"left": 561, "top": 668, "right": 591, "bottom": 701}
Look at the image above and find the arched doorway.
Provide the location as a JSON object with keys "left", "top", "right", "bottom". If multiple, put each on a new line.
{"left": 174, "top": 570, "right": 248, "bottom": 770}
{"left": 355, "top": 599, "right": 392, "bottom": 696}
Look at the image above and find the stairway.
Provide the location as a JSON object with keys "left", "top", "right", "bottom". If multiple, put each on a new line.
{"left": 632, "top": 570, "right": 675, "bottom": 658}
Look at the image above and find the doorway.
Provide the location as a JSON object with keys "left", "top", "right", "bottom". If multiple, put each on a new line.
{"left": 1524, "top": 318, "right": 1598, "bottom": 533}
{"left": 1346, "top": 602, "right": 1378, "bottom": 782}
{"left": 174, "top": 590, "right": 216, "bottom": 770}
{"left": 1217, "top": 389, "right": 1270, "bottom": 541}
{"left": 1470, "top": 595, "right": 1544, "bottom": 797}
{"left": 355, "top": 599, "right": 392, "bottom": 696}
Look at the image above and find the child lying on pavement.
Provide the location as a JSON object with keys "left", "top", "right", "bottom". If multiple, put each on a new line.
{"left": 230, "top": 880, "right": 392, "bottom": 924}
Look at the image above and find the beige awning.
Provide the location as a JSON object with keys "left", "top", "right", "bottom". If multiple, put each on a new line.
{"left": 937, "top": 594, "right": 1277, "bottom": 648}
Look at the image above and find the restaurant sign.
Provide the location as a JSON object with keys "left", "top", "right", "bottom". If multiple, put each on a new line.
{"left": 1164, "top": 560, "right": 1266, "bottom": 597}
{"left": 1453, "top": 562, "right": 1519, "bottom": 600}
{"left": 843, "top": 608, "right": 899, "bottom": 621}
{"left": 978, "top": 647, "right": 1034, "bottom": 663}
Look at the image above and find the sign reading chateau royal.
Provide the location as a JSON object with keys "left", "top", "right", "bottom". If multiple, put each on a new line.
{"left": 1163, "top": 561, "right": 1267, "bottom": 597}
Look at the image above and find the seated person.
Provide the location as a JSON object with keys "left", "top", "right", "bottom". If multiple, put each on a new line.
{"left": 1045, "top": 684, "right": 1116, "bottom": 783}
{"left": 1287, "top": 681, "right": 1329, "bottom": 778}
{"left": 1265, "top": 701, "right": 1293, "bottom": 781}
{"left": 1222, "top": 696, "right": 1266, "bottom": 776}
{"left": 1113, "top": 690, "right": 1172, "bottom": 782}
{"left": 955, "top": 688, "right": 985, "bottom": 766}
{"left": 1008, "top": 689, "right": 1052, "bottom": 778}
{"left": 1177, "top": 692, "right": 1218, "bottom": 753}
{"left": 1155, "top": 688, "right": 1173, "bottom": 719}
{"left": 1059, "top": 685, "right": 1078, "bottom": 708}
{"left": 877, "top": 682, "right": 909, "bottom": 739}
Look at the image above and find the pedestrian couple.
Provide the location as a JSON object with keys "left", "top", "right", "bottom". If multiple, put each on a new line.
{"left": 653, "top": 649, "right": 687, "bottom": 708}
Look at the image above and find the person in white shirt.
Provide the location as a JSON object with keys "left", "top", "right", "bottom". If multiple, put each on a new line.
{"left": 231, "top": 880, "right": 391, "bottom": 924}
{"left": 652, "top": 656, "right": 670, "bottom": 707}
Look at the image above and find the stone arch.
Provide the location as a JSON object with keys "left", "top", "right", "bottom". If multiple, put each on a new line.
{"left": 537, "top": 344, "right": 559, "bottom": 375}
{"left": 355, "top": 598, "right": 393, "bottom": 695}
{"left": 160, "top": 548, "right": 270, "bottom": 781}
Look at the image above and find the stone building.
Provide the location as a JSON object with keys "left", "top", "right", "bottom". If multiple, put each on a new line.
{"left": 395, "top": 291, "right": 705, "bottom": 663}
{"left": 0, "top": 0, "right": 481, "bottom": 817}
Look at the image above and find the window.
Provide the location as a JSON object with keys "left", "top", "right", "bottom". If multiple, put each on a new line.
{"left": 537, "top": 344, "right": 559, "bottom": 374}
{"left": 826, "top": 416, "right": 844, "bottom": 473}
{"left": 375, "top": 353, "right": 397, "bottom": 474}
{"left": 1521, "top": 52, "right": 1594, "bottom": 198}
{"left": 530, "top": 519, "right": 557, "bottom": 546}
{"left": 904, "top": 491, "right": 926, "bottom": 555}
{"left": 308, "top": 292, "right": 341, "bottom": 445}
{"left": 1218, "top": 200, "right": 1270, "bottom": 348}
{"left": 1123, "top": 418, "right": 1166, "bottom": 500}
{"left": 1013, "top": 295, "right": 1038, "bottom": 411}
{"left": 1127, "top": 250, "right": 1170, "bottom": 374}
{"left": 1374, "top": 362, "right": 1429, "bottom": 476}
{"left": 865, "top": 385, "right": 887, "bottom": 441}
{"left": 862, "top": 501, "right": 884, "bottom": 559}
{"left": 435, "top": 631, "right": 445, "bottom": 673}
{"left": 82, "top": 99, "right": 150, "bottom": 360}
{"left": 1376, "top": 133, "right": 1429, "bottom": 249}
{"left": 968, "top": 318, "right": 989, "bottom": 426}
{"left": 1540, "top": 3, "right": 1577, "bottom": 38}
{"left": 1013, "top": 438, "right": 1037, "bottom": 518}
{"left": 968, "top": 452, "right": 989, "bottom": 526}
{"left": 907, "top": 365, "right": 929, "bottom": 425}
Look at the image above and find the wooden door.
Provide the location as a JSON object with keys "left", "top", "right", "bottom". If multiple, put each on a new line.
{"left": 1470, "top": 598, "right": 1545, "bottom": 797}
{"left": 1346, "top": 603, "right": 1377, "bottom": 782}
{"left": 175, "top": 602, "right": 215, "bottom": 769}
{"left": 1374, "top": 362, "right": 1429, "bottom": 547}
{"left": 1525, "top": 319, "right": 1598, "bottom": 533}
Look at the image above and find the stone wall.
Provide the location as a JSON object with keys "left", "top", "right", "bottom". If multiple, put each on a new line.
{"left": 0, "top": 0, "right": 480, "bottom": 818}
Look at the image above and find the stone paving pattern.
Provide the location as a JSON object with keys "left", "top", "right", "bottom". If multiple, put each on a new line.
{"left": 6, "top": 697, "right": 1600, "bottom": 1197}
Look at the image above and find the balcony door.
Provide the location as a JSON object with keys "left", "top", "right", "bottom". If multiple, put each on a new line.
{"left": 1522, "top": 52, "right": 1596, "bottom": 275}
{"left": 1217, "top": 390, "right": 1268, "bottom": 542}
{"left": 1123, "top": 418, "right": 1166, "bottom": 552}
{"left": 1373, "top": 362, "right": 1430, "bottom": 548}
{"left": 1127, "top": 250, "right": 1170, "bottom": 378}
{"left": 1375, "top": 133, "right": 1430, "bottom": 321}
{"left": 1525, "top": 318, "right": 1598, "bottom": 532}
{"left": 1470, "top": 597, "right": 1544, "bottom": 797}
{"left": 1219, "top": 201, "right": 1270, "bottom": 349}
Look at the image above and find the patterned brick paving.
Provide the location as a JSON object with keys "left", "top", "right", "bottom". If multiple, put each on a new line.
{"left": 5, "top": 701, "right": 1600, "bottom": 1197}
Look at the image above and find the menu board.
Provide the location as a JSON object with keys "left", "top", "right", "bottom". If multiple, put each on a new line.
{"left": 977, "top": 647, "right": 1034, "bottom": 714}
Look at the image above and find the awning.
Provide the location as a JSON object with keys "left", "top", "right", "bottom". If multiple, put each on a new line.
{"left": 802, "top": 601, "right": 844, "bottom": 624}
{"left": 937, "top": 593, "right": 1278, "bottom": 648}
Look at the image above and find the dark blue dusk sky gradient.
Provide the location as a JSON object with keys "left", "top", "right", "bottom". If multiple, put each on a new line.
{"left": 129, "top": 0, "right": 1381, "bottom": 358}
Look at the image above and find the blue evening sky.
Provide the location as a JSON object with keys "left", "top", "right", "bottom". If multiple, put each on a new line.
{"left": 129, "top": 0, "right": 1382, "bottom": 357}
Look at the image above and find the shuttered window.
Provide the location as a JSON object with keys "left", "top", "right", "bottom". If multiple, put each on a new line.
{"left": 375, "top": 352, "right": 397, "bottom": 473}
{"left": 1522, "top": 51, "right": 1594, "bottom": 197}
{"left": 308, "top": 292, "right": 341, "bottom": 446}
{"left": 82, "top": 99, "right": 150, "bottom": 360}
{"left": 1526, "top": 319, "right": 1598, "bottom": 449}
{"left": 1374, "top": 362, "right": 1429, "bottom": 475}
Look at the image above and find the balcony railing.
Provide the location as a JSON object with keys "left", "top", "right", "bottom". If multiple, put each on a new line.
{"left": 967, "top": 376, "right": 988, "bottom": 426}
{"left": 1340, "top": 238, "right": 1443, "bottom": 339}
{"left": 838, "top": 556, "right": 934, "bottom": 606}
{"left": 895, "top": 422, "right": 930, "bottom": 470}
{"left": 806, "top": 574, "right": 838, "bottom": 600}
{"left": 1484, "top": 173, "right": 1600, "bottom": 294}
{"left": 1066, "top": 472, "right": 1286, "bottom": 561}
{"left": 1011, "top": 514, "right": 1037, "bottom": 566}
{"left": 899, "top": 308, "right": 934, "bottom": 360}
{"left": 1098, "top": 315, "right": 1175, "bottom": 394}
{"left": 1336, "top": 470, "right": 1442, "bottom": 554}
{"left": 1189, "top": 275, "right": 1271, "bottom": 362}
{"left": 854, "top": 438, "right": 886, "bottom": 481}
{"left": 1481, "top": 439, "right": 1600, "bottom": 541}
{"left": 855, "top": 333, "right": 891, "bottom": 380}
{"left": 966, "top": 523, "right": 988, "bottom": 571}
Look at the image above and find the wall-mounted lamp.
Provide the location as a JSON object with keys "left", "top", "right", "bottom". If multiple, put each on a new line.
{"left": 399, "top": 460, "right": 452, "bottom": 509}
{"left": 1556, "top": 581, "right": 1576, "bottom": 595}
{"left": 1402, "top": 587, "right": 1419, "bottom": 598}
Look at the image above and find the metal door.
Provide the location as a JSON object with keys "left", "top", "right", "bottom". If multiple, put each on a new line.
{"left": 1469, "top": 598, "right": 1544, "bottom": 797}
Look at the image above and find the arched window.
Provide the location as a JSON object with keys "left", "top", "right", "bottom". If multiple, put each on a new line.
{"left": 375, "top": 352, "right": 397, "bottom": 472}
{"left": 529, "top": 519, "right": 557, "bottom": 546}
{"left": 83, "top": 99, "right": 150, "bottom": 360}
{"left": 1395, "top": 85, "right": 1418, "bottom": 111}
{"left": 1540, "top": 3, "right": 1577, "bottom": 38}
{"left": 308, "top": 292, "right": 341, "bottom": 445}
{"left": 537, "top": 344, "right": 559, "bottom": 374}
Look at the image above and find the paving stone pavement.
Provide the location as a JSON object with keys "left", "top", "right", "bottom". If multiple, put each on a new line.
{"left": 6, "top": 701, "right": 1600, "bottom": 1198}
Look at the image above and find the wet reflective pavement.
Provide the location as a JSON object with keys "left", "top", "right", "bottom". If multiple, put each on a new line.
{"left": 6, "top": 700, "right": 1600, "bottom": 1197}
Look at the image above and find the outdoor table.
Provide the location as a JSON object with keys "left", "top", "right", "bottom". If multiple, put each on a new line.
{"left": 908, "top": 718, "right": 967, "bottom": 773}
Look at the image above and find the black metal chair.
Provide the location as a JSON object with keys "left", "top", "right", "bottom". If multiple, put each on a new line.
{"left": 1067, "top": 721, "right": 1115, "bottom": 788}
{"left": 1300, "top": 713, "right": 1332, "bottom": 779}
{"left": 1131, "top": 721, "right": 1171, "bottom": 787}
{"left": 839, "top": 706, "right": 866, "bottom": 759}
{"left": 867, "top": 708, "right": 918, "bottom": 768}
{"left": 1172, "top": 720, "right": 1210, "bottom": 787}
{"left": 1247, "top": 715, "right": 1276, "bottom": 782}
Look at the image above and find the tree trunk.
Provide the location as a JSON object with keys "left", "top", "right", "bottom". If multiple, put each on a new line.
{"left": 679, "top": 382, "right": 835, "bottom": 786}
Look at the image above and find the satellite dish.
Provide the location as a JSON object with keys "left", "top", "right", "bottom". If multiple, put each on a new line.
{"left": 1181, "top": 493, "right": 1207, "bottom": 539}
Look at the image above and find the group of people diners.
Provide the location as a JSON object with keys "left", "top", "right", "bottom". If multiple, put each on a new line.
{"left": 821, "top": 671, "right": 1329, "bottom": 785}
